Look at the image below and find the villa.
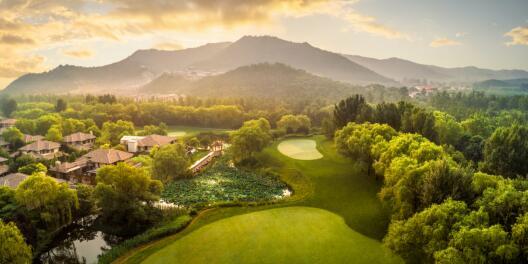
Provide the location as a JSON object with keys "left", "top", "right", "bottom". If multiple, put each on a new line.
{"left": 63, "top": 132, "right": 96, "bottom": 151}
{"left": 120, "top": 134, "right": 176, "bottom": 153}
{"left": 19, "top": 140, "right": 62, "bottom": 160}
{"left": 0, "top": 119, "right": 16, "bottom": 133}
{"left": 23, "top": 134, "right": 44, "bottom": 144}
{"left": 50, "top": 148, "right": 134, "bottom": 183}
{"left": 0, "top": 157, "right": 8, "bottom": 176}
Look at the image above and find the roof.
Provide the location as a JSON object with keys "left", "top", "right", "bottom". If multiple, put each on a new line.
{"left": 0, "top": 165, "right": 8, "bottom": 175}
{"left": 19, "top": 140, "right": 61, "bottom": 152}
{"left": 63, "top": 132, "right": 96, "bottom": 143}
{"left": 0, "top": 119, "right": 16, "bottom": 125}
{"left": 120, "top": 136, "right": 145, "bottom": 142}
{"left": 50, "top": 157, "right": 89, "bottom": 174}
{"left": 83, "top": 149, "right": 133, "bottom": 164}
{"left": 23, "top": 134, "right": 44, "bottom": 143}
{"left": 0, "top": 173, "right": 67, "bottom": 189}
{"left": 137, "top": 135, "right": 176, "bottom": 147}
{"left": 0, "top": 157, "right": 7, "bottom": 163}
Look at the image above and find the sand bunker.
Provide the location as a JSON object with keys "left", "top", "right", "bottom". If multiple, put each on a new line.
{"left": 277, "top": 139, "right": 323, "bottom": 160}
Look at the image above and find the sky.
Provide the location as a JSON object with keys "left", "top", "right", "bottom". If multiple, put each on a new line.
{"left": 0, "top": 0, "right": 527, "bottom": 88}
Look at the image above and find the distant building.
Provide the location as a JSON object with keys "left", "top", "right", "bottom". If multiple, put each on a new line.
{"left": 50, "top": 148, "right": 134, "bottom": 183}
{"left": 0, "top": 119, "right": 16, "bottom": 133}
{"left": 0, "top": 173, "right": 68, "bottom": 189}
{"left": 120, "top": 134, "right": 176, "bottom": 153}
{"left": 0, "top": 138, "right": 9, "bottom": 150}
{"left": 23, "top": 134, "right": 44, "bottom": 144}
{"left": 19, "top": 140, "right": 61, "bottom": 160}
{"left": 0, "top": 157, "right": 8, "bottom": 176}
{"left": 63, "top": 132, "right": 96, "bottom": 151}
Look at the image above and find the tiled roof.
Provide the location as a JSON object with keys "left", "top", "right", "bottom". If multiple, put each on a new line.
{"left": 50, "top": 157, "right": 89, "bottom": 174}
{"left": 0, "top": 173, "right": 67, "bottom": 189}
{"left": 0, "top": 157, "right": 7, "bottom": 163}
{"left": 137, "top": 135, "right": 176, "bottom": 147}
{"left": 82, "top": 149, "right": 133, "bottom": 164}
{"left": 19, "top": 140, "right": 61, "bottom": 152}
{"left": 63, "top": 132, "right": 96, "bottom": 143}
{"left": 0, "top": 119, "right": 16, "bottom": 125}
{"left": 23, "top": 134, "right": 44, "bottom": 143}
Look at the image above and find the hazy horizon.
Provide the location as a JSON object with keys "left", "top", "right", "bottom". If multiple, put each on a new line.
{"left": 1, "top": 0, "right": 527, "bottom": 88}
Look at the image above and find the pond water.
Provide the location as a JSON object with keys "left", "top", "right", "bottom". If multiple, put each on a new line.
{"left": 37, "top": 217, "right": 123, "bottom": 264}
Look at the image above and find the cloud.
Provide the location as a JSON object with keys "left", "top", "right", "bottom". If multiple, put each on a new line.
{"left": 62, "top": 48, "right": 94, "bottom": 58}
{"left": 505, "top": 26, "right": 528, "bottom": 46}
{"left": 1, "top": 34, "right": 35, "bottom": 45}
{"left": 430, "top": 38, "right": 462, "bottom": 48}
{"left": 0, "top": 55, "right": 46, "bottom": 78}
{"left": 455, "top": 32, "right": 467, "bottom": 38}
{"left": 153, "top": 42, "right": 184, "bottom": 51}
{"left": 342, "top": 11, "right": 408, "bottom": 40}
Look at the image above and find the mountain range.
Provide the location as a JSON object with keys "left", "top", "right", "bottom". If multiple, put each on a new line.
{"left": 3, "top": 35, "right": 528, "bottom": 95}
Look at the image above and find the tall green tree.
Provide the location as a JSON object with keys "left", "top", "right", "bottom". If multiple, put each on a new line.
{"left": 0, "top": 220, "right": 32, "bottom": 264}
{"left": 1, "top": 98, "right": 17, "bottom": 117}
{"left": 55, "top": 99, "right": 67, "bottom": 112}
{"left": 15, "top": 173, "right": 78, "bottom": 231}
{"left": 95, "top": 163, "right": 163, "bottom": 235}
{"left": 151, "top": 143, "right": 191, "bottom": 183}
{"left": 230, "top": 118, "right": 272, "bottom": 164}
{"left": 1, "top": 127, "right": 24, "bottom": 148}
{"left": 45, "top": 124, "right": 63, "bottom": 142}
{"left": 333, "top": 95, "right": 372, "bottom": 128}
{"left": 482, "top": 125, "right": 528, "bottom": 178}
{"left": 99, "top": 120, "right": 135, "bottom": 146}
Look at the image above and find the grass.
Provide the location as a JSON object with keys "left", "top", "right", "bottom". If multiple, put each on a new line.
{"left": 143, "top": 207, "right": 401, "bottom": 264}
{"left": 115, "top": 135, "right": 397, "bottom": 263}
{"left": 277, "top": 138, "right": 323, "bottom": 160}
{"left": 166, "top": 126, "right": 233, "bottom": 138}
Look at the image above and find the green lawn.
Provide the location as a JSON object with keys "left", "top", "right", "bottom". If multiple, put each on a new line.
{"left": 117, "top": 135, "right": 398, "bottom": 263}
{"left": 143, "top": 207, "right": 401, "bottom": 264}
{"left": 166, "top": 125, "right": 233, "bottom": 138}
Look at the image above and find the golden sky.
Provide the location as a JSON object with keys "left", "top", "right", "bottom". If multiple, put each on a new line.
{"left": 1, "top": 0, "right": 527, "bottom": 88}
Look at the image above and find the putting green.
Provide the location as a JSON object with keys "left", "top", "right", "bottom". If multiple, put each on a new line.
{"left": 142, "top": 207, "right": 402, "bottom": 264}
{"left": 277, "top": 139, "right": 323, "bottom": 160}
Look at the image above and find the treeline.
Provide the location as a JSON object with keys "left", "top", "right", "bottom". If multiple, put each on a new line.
{"left": 429, "top": 91, "right": 528, "bottom": 119}
{"left": 335, "top": 122, "right": 528, "bottom": 263}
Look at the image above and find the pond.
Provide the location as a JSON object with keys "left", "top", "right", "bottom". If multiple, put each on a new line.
{"left": 37, "top": 216, "right": 123, "bottom": 264}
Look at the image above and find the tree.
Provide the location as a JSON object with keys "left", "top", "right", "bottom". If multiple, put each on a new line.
{"left": 55, "top": 99, "right": 67, "bottom": 112}
{"left": 433, "top": 111, "right": 464, "bottom": 146}
{"left": 277, "top": 115, "right": 311, "bottom": 134}
{"left": 374, "top": 102, "right": 401, "bottom": 129}
{"left": 74, "top": 184, "right": 96, "bottom": 218}
{"left": 384, "top": 199, "right": 469, "bottom": 264}
{"left": 0, "top": 220, "right": 32, "bottom": 264}
{"left": 45, "top": 124, "right": 63, "bottom": 142}
{"left": 15, "top": 173, "right": 78, "bottom": 230}
{"left": 230, "top": 118, "right": 272, "bottom": 164}
{"left": 333, "top": 95, "right": 372, "bottom": 128}
{"left": 15, "top": 119, "right": 36, "bottom": 135}
{"left": 35, "top": 114, "right": 61, "bottom": 136}
{"left": 1, "top": 127, "right": 24, "bottom": 148}
{"left": 334, "top": 122, "right": 397, "bottom": 175}
{"left": 151, "top": 143, "right": 191, "bottom": 183}
{"left": 435, "top": 225, "right": 518, "bottom": 264}
{"left": 18, "top": 163, "right": 47, "bottom": 175}
{"left": 94, "top": 163, "right": 163, "bottom": 235}
{"left": 482, "top": 125, "right": 528, "bottom": 178}
{"left": 1, "top": 98, "right": 17, "bottom": 117}
{"left": 10, "top": 155, "right": 36, "bottom": 172}
{"left": 99, "top": 120, "right": 135, "bottom": 146}
{"left": 456, "top": 135, "right": 484, "bottom": 163}
{"left": 137, "top": 123, "right": 168, "bottom": 136}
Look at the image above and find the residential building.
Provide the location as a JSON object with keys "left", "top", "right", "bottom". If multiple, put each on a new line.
{"left": 0, "top": 119, "right": 16, "bottom": 133}
{"left": 50, "top": 148, "right": 133, "bottom": 183}
{"left": 23, "top": 134, "right": 44, "bottom": 144}
{"left": 120, "top": 134, "right": 176, "bottom": 153}
{"left": 0, "top": 157, "right": 8, "bottom": 176}
{"left": 19, "top": 140, "right": 61, "bottom": 160}
{"left": 63, "top": 132, "right": 96, "bottom": 151}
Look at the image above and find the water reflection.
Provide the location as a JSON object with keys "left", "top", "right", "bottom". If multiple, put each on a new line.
{"left": 38, "top": 217, "right": 122, "bottom": 264}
